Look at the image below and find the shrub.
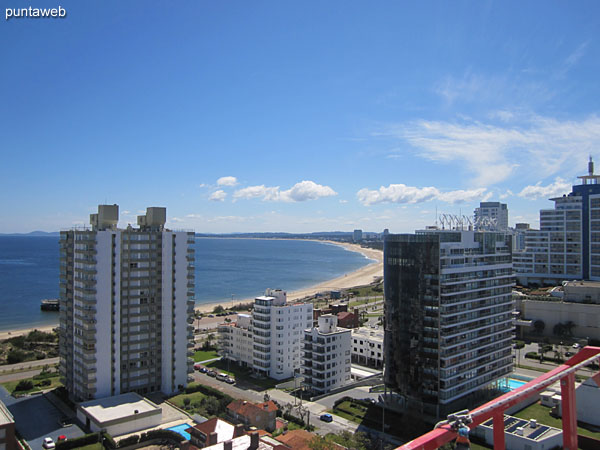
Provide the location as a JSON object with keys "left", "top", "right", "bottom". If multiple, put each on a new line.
{"left": 56, "top": 433, "right": 99, "bottom": 450}
{"left": 117, "top": 434, "right": 140, "bottom": 447}
{"left": 15, "top": 380, "right": 33, "bottom": 391}
{"left": 525, "top": 352, "right": 539, "bottom": 359}
{"left": 102, "top": 432, "right": 117, "bottom": 449}
{"left": 7, "top": 349, "right": 27, "bottom": 364}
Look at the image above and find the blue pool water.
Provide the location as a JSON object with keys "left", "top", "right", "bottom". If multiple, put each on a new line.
{"left": 508, "top": 379, "right": 526, "bottom": 389}
{"left": 167, "top": 423, "right": 193, "bottom": 441}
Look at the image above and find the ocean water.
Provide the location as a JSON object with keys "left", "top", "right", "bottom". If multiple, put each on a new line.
{"left": 0, "top": 236, "right": 372, "bottom": 332}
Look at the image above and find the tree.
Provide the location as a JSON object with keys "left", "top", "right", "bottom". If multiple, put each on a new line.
{"left": 15, "top": 380, "right": 33, "bottom": 391}
{"left": 183, "top": 397, "right": 191, "bottom": 409}
{"left": 213, "top": 305, "right": 225, "bottom": 314}
{"left": 7, "top": 349, "right": 26, "bottom": 364}
{"left": 533, "top": 320, "right": 545, "bottom": 334}
{"left": 308, "top": 436, "right": 337, "bottom": 450}
{"left": 564, "top": 321, "right": 576, "bottom": 337}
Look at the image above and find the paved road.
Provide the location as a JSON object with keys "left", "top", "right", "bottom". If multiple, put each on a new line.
{"left": 191, "top": 370, "right": 405, "bottom": 446}
{"left": 0, "top": 357, "right": 59, "bottom": 374}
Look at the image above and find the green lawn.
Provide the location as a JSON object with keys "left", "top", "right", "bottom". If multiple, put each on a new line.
{"left": 514, "top": 402, "right": 600, "bottom": 439}
{"left": 1, "top": 374, "right": 62, "bottom": 395}
{"left": 77, "top": 443, "right": 103, "bottom": 450}
{"left": 169, "top": 391, "right": 207, "bottom": 409}
{"left": 193, "top": 350, "right": 220, "bottom": 362}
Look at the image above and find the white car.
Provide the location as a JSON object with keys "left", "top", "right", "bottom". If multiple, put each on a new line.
{"left": 43, "top": 437, "right": 56, "bottom": 449}
{"left": 573, "top": 343, "right": 581, "bottom": 349}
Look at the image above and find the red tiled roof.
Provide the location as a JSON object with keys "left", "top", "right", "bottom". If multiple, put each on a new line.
{"left": 337, "top": 311, "right": 354, "bottom": 320}
{"left": 276, "top": 429, "right": 346, "bottom": 450}
{"left": 227, "top": 399, "right": 278, "bottom": 417}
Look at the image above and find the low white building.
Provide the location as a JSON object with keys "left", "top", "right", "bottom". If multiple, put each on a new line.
{"left": 302, "top": 314, "right": 351, "bottom": 395}
{"left": 555, "top": 377, "right": 600, "bottom": 427}
{"left": 475, "top": 415, "right": 562, "bottom": 450}
{"left": 218, "top": 289, "right": 313, "bottom": 380}
{"left": 218, "top": 314, "right": 253, "bottom": 367}
{"left": 351, "top": 327, "right": 384, "bottom": 369}
{"left": 77, "top": 392, "right": 162, "bottom": 437}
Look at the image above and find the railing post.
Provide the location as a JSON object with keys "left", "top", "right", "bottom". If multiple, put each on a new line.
{"left": 560, "top": 372, "right": 578, "bottom": 450}
{"left": 492, "top": 412, "right": 505, "bottom": 450}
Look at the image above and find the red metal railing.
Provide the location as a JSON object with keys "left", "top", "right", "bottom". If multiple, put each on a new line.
{"left": 396, "top": 346, "right": 600, "bottom": 450}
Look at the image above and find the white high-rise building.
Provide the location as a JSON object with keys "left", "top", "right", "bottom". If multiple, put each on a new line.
{"left": 513, "top": 160, "right": 600, "bottom": 285}
{"left": 302, "top": 314, "right": 352, "bottom": 395}
{"left": 219, "top": 289, "right": 313, "bottom": 380}
{"left": 474, "top": 202, "right": 509, "bottom": 231}
{"left": 59, "top": 204, "right": 195, "bottom": 400}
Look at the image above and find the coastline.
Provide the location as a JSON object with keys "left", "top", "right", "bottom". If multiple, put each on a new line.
{"left": 0, "top": 240, "right": 383, "bottom": 340}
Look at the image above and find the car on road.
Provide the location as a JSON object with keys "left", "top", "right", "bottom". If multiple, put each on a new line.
{"left": 193, "top": 363, "right": 203, "bottom": 370}
{"left": 320, "top": 413, "right": 333, "bottom": 422}
{"left": 207, "top": 370, "right": 217, "bottom": 377}
{"left": 225, "top": 376, "right": 235, "bottom": 384}
{"left": 565, "top": 351, "right": 574, "bottom": 357}
{"left": 573, "top": 343, "right": 580, "bottom": 349}
{"left": 43, "top": 437, "right": 56, "bottom": 449}
{"left": 199, "top": 367, "right": 208, "bottom": 373}
{"left": 216, "top": 373, "right": 228, "bottom": 381}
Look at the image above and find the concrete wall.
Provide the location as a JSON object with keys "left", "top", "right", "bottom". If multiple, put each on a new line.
{"left": 521, "top": 299, "right": 600, "bottom": 340}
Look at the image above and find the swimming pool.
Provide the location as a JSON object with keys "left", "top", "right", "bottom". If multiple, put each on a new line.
{"left": 166, "top": 423, "right": 193, "bottom": 441}
{"left": 508, "top": 379, "right": 526, "bottom": 389}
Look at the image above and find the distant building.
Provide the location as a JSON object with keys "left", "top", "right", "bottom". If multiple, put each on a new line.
{"left": 336, "top": 311, "right": 359, "bottom": 329}
{"left": 219, "top": 289, "right": 312, "bottom": 380}
{"left": 0, "top": 399, "right": 16, "bottom": 450}
{"left": 474, "top": 201, "right": 508, "bottom": 231}
{"left": 558, "top": 377, "right": 600, "bottom": 427}
{"left": 353, "top": 229, "right": 363, "bottom": 242}
{"left": 351, "top": 327, "right": 384, "bottom": 369}
{"left": 302, "top": 314, "right": 352, "bottom": 395}
{"left": 59, "top": 205, "right": 195, "bottom": 400}
{"left": 227, "top": 400, "right": 278, "bottom": 432}
{"left": 514, "top": 158, "right": 600, "bottom": 286}
{"left": 384, "top": 229, "right": 514, "bottom": 418}
{"left": 512, "top": 223, "right": 530, "bottom": 252}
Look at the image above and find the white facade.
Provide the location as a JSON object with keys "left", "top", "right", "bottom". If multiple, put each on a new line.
{"left": 302, "top": 314, "right": 352, "bottom": 395}
{"left": 351, "top": 327, "right": 384, "bottom": 369}
{"left": 218, "top": 314, "right": 254, "bottom": 366}
{"left": 219, "top": 290, "right": 313, "bottom": 380}
{"left": 474, "top": 201, "right": 509, "bottom": 231}
{"left": 59, "top": 205, "right": 195, "bottom": 400}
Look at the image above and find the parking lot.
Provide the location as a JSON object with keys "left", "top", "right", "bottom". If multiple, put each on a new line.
{"left": 0, "top": 387, "right": 85, "bottom": 449}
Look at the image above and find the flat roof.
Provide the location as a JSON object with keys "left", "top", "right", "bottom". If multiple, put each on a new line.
{"left": 79, "top": 392, "right": 160, "bottom": 424}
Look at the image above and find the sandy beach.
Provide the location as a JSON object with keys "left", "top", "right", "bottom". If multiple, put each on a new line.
{"left": 0, "top": 240, "right": 383, "bottom": 339}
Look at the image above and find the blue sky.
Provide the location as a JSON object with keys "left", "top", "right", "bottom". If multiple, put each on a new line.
{"left": 2, "top": 1, "right": 600, "bottom": 233}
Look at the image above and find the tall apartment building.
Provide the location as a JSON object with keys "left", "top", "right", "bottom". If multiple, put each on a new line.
{"left": 514, "top": 159, "right": 600, "bottom": 285}
{"left": 384, "top": 230, "right": 514, "bottom": 418}
{"left": 302, "top": 314, "right": 351, "bottom": 395}
{"left": 474, "top": 202, "right": 508, "bottom": 231}
{"left": 59, "top": 204, "right": 195, "bottom": 401}
{"left": 219, "top": 289, "right": 313, "bottom": 380}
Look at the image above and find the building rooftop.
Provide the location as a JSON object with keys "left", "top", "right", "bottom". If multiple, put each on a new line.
{"left": 188, "top": 417, "right": 236, "bottom": 442}
{"left": 481, "top": 415, "right": 562, "bottom": 442}
{"left": 78, "top": 392, "right": 160, "bottom": 424}
{"left": 228, "top": 400, "right": 278, "bottom": 416}
{"left": 352, "top": 327, "right": 383, "bottom": 341}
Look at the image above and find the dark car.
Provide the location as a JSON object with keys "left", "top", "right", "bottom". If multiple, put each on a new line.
{"left": 207, "top": 370, "right": 217, "bottom": 377}
{"left": 320, "top": 413, "right": 333, "bottom": 422}
{"left": 199, "top": 367, "right": 209, "bottom": 373}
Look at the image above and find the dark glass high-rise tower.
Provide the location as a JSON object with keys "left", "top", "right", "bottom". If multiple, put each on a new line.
{"left": 384, "top": 230, "right": 514, "bottom": 418}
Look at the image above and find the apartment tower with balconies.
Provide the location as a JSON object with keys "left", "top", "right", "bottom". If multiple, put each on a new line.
{"left": 59, "top": 204, "right": 195, "bottom": 400}
{"left": 384, "top": 229, "right": 514, "bottom": 418}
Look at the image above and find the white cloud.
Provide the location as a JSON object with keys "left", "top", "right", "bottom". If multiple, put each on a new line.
{"left": 517, "top": 178, "right": 571, "bottom": 200}
{"left": 217, "top": 176, "right": 238, "bottom": 187}
{"left": 356, "top": 184, "right": 486, "bottom": 206}
{"left": 233, "top": 181, "right": 337, "bottom": 202}
{"left": 209, "top": 190, "right": 227, "bottom": 202}
{"left": 381, "top": 114, "right": 600, "bottom": 186}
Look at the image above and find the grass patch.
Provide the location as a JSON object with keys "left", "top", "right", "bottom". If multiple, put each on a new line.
{"left": 169, "top": 391, "right": 207, "bottom": 409}
{"left": 514, "top": 402, "right": 600, "bottom": 438}
{"left": 77, "top": 444, "right": 103, "bottom": 450}
{"left": 193, "top": 350, "right": 220, "bottom": 362}
{"left": 1, "top": 373, "right": 61, "bottom": 395}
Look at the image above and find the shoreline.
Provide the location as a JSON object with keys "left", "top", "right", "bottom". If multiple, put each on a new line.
{"left": 0, "top": 240, "right": 383, "bottom": 339}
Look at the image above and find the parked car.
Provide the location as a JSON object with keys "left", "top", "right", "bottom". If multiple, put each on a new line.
{"left": 565, "top": 351, "right": 574, "bottom": 357}
{"left": 193, "top": 363, "right": 203, "bottom": 370}
{"left": 207, "top": 370, "right": 217, "bottom": 377}
{"left": 199, "top": 367, "right": 208, "bottom": 374}
{"left": 225, "top": 376, "right": 235, "bottom": 384}
{"left": 320, "top": 413, "right": 333, "bottom": 422}
{"left": 43, "top": 437, "right": 56, "bottom": 449}
{"left": 573, "top": 343, "right": 581, "bottom": 349}
{"left": 216, "top": 373, "right": 228, "bottom": 381}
